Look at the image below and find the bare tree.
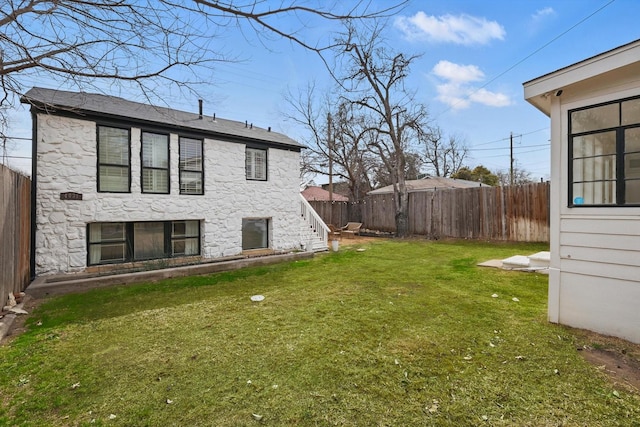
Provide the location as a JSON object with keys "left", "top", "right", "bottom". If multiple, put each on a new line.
{"left": 371, "top": 151, "right": 421, "bottom": 188}
{"left": 422, "top": 126, "right": 468, "bottom": 177}
{"left": 0, "top": 0, "right": 405, "bottom": 136}
{"left": 496, "top": 162, "right": 534, "bottom": 186}
{"left": 335, "top": 24, "right": 429, "bottom": 237}
{"left": 285, "top": 84, "right": 373, "bottom": 201}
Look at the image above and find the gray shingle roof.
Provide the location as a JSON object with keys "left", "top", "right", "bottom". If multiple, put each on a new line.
{"left": 368, "top": 176, "right": 483, "bottom": 195}
{"left": 21, "top": 87, "right": 302, "bottom": 149}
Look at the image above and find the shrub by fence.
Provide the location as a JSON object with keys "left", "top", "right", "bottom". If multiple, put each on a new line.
{"left": 310, "top": 182, "right": 550, "bottom": 242}
{"left": 0, "top": 164, "right": 31, "bottom": 307}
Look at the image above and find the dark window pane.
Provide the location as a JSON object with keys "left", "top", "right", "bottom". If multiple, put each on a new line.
{"left": 572, "top": 181, "right": 616, "bottom": 205}
{"left": 99, "top": 166, "right": 129, "bottom": 192}
{"left": 242, "top": 218, "right": 268, "bottom": 250}
{"left": 572, "top": 132, "right": 616, "bottom": 158}
{"left": 625, "top": 179, "right": 640, "bottom": 204}
{"left": 99, "top": 127, "right": 129, "bottom": 165}
{"left": 571, "top": 103, "right": 619, "bottom": 133}
{"left": 246, "top": 148, "right": 267, "bottom": 180}
{"left": 180, "top": 171, "right": 203, "bottom": 194}
{"left": 142, "top": 169, "right": 169, "bottom": 193}
{"left": 142, "top": 133, "right": 169, "bottom": 168}
{"left": 180, "top": 138, "right": 202, "bottom": 171}
{"left": 134, "top": 222, "right": 165, "bottom": 260}
{"left": 622, "top": 99, "right": 640, "bottom": 126}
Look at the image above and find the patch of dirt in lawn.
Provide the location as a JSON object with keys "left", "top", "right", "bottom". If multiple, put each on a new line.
{"left": 573, "top": 329, "right": 640, "bottom": 393}
{"left": 1, "top": 295, "right": 44, "bottom": 345}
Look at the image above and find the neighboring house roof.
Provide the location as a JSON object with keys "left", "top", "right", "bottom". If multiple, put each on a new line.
{"left": 524, "top": 38, "right": 640, "bottom": 116}
{"left": 301, "top": 186, "right": 349, "bottom": 202}
{"left": 368, "top": 176, "right": 481, "bottom": 195}
{"left": 21, "top": 87, "right": 302, "bottom": 150}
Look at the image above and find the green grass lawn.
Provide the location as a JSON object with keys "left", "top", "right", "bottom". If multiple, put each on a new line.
{"left": 1, "top": 239, "right": 639, "bottom": 426}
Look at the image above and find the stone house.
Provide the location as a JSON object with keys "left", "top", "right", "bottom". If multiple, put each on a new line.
{"left": 21, "top": 87, "right": 307, "bottom": 276}
{"left": 524, "top": 39, "right": 640, "bottom": 343}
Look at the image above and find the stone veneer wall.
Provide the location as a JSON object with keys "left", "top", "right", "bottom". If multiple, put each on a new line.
{"left": 35, "top": 114, "right": 302, "bottom": 275}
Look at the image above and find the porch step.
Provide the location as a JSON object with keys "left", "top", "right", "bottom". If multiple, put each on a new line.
{"left": 501, "top": 251, "right": 550, "bottom": 271}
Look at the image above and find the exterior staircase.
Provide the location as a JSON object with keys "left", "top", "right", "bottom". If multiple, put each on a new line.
{"left": 299, "top": 194, "right": 329, "bottom": 252}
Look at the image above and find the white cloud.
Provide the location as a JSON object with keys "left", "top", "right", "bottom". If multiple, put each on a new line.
{"left": 395, "top": 12, "right": 505, "bottom": 45}
{"left": 432, "top": 60, "right": 484, "bottom": 83}
{"left": 532, "top": 7, "right": 556, "bottom": 22}
{"left": 431, "top": 61, "right": 511, "bottom": 110}
{"left": 469, "top": 88, "right": 511, "bottom": 107}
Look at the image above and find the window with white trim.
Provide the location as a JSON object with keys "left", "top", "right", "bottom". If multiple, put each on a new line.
{"left": 179, "top": 137, "right": 203, "bottom": 194}
{"left": 569, "top": 96, "right": 640, "bottom": 206}
{"left": 141, "top": 132, "right": 169, "bottom": 193}
{"left": 98, "top": 126, "right": 130, "bottom": 192}
{"left": 246, "top": 147, "right": 267, "bottom": 180}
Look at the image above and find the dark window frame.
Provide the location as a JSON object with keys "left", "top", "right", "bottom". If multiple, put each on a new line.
{"left": 568, "top": 95, "right": 640, "bottom": 207}
{"left": 97, "top": 125, "right": 131, "bottom": 193}
{"left": 242, "top": 218, "right": 270, "bottom": 250}
{"left": 179, "top": 137, "right": 204, "bottom": 195}
{"left": 245, "top": 146, "right": 268, "bottom": 181}
{"left": 87, "top": 220, "right": 201, "bottom": 266}
{"left": 141, "top": 131, "right": 170, "bottom": 194}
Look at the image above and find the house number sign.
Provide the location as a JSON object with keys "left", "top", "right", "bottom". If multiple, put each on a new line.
{"left": 60, "top": 192, "right": 83, "bottom": 201}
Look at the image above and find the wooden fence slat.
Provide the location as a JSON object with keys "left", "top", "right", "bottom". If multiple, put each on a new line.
{"left": 0, "top": 164, "right": 31, "bottom": 307}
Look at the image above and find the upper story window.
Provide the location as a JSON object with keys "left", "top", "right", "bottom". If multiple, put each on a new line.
{"left": 179, "top": 137, "right": 204, "bottom": 195}
{"left": 246, "top": 147, "right": 267, "bottom": 181}
{"left": 97, "top": 126, "right": 130, "bottom": 192}
{"left": 141, "top": 132, "right": 169, "bottom": 193}
{"left": 569, "top": 96, "right": 640, "bottom": 206}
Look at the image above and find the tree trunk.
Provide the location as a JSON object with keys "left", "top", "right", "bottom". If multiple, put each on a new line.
{"left": 395, "top": 189, "right": 410, "bottom": 237}
{"left": 393, "top": 175, "right": 410, "bottom": 237}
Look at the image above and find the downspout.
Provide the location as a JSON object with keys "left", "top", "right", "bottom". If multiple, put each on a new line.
{"left": 29, "top": 108, "right": 37, "bottom": 281}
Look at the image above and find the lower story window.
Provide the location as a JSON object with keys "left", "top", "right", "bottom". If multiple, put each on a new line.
{"left": 88, "top": 220, "right": 200, "bottom": 265}
{"left": 242, "top": 218, "right": 269, "bottom": 250}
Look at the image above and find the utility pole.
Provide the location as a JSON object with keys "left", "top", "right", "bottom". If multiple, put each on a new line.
{"left": 327, "top": 113, "right": 334, "bottom": 224}
{"left": 509, "top": 131, "right": 514, "bottom": 186}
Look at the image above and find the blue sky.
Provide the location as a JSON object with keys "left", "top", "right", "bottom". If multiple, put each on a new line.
{"left": 5, "top": 0, "right": 640, "bottom": 182}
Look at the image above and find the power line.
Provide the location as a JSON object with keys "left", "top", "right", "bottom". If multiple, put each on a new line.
{"left": 469, "top": 143, "right": 549, "bottom": 152}
{"left": 472, "top": 127, "right": 549, "bottom": 147}
{"left": 2, "top": 136, "right": 31, "bottom": 141}
{"left": 433, "top": 0, "right": 616, "bottom": 118}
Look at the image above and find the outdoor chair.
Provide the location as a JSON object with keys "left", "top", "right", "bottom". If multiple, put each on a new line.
{"left": 340, "top": 222, "right": 362, "bottom": 239}
{"left": 327, "top": 224, "right": 342, "bottom": 240}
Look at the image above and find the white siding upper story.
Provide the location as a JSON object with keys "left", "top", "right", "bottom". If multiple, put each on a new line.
{"left": 27, "top": 89, "right": 303, "bottom": 276}
{"left": 524, "top": 40, "right": 640, "bottom": 343}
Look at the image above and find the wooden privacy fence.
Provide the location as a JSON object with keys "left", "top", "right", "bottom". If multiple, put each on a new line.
{"left": 364, "top": 182, "right": 550, "bottom": 242}
{"left": 310, "top": 182, "right": 550, "bottom": 242}
{"left": 307, "top": 200, "right": 362, "bottom": 228}
{"left": 0, "top": 164, "right": 31, "bottom": 307}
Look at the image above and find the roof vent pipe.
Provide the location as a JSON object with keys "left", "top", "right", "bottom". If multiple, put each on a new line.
{"left": 198, "top": 99, "right": 203, "bottom": 119}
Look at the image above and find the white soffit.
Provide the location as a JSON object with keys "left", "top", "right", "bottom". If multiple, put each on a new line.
{"left": 524, "top": 39, "right": 640, "bottom": 115}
